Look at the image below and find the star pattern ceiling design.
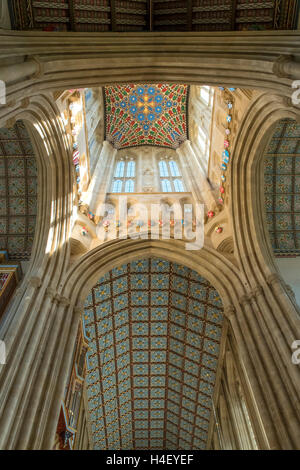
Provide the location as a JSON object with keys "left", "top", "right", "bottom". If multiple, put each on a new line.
{"left": 0, "top": 121, "right": 37, "bottom": 260}
{"left": 104, "top": 84, "right": 189, "bottom": 149}
{"left": 83, "top": 258, "right": 224, "bottom": 450}
{"left": 264, "top": 118, "right": 300, "bottom": 256}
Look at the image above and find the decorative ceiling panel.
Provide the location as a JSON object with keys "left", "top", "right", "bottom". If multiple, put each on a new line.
{"left": 264, "top": 119, "right": 300, "bottom": 257}
{"left": 10, "top": 0, "right": 297, "bottom": 32}
{"left": 104, "top": 84, "right": 189, "bottom": 149}
{"left": 0, "top": 121, "right": 38, "bottom": 261}
{"left": 83, "top": 258, "right": 224, "bottom": 450}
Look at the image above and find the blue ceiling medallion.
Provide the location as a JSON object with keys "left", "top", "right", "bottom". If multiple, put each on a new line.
{"left": 130, "top": 95, "right": 137, "bottom": 103}
{"left": 138, "top": 114, "right": 144, "bottom": 121}
{"left": 155, "top": 95, "right": 163, "bottom": 103}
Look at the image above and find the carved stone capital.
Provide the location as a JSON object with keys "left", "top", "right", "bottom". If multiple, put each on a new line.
{"left": 251, "top": 285, "right": 264, "bottom": 299}
{"left": 267, "top": 272, "right": 282, "bottom": 288}
{"left": 223, "top": 304, "right": 235, "bottom": 318}
{"left": 58, "top": 296, "right": 71, "bottom": 307}
{"left": 20, "top": 98, "right": 31, "bottom": 109}
{"left": 74, "top": 303, "right": 84, "bottom": 315}
{"left": 29, "top": 276, "right": 42, "bottom": 288}
{"left": 27, "top": 55, "right": 44, "bottom": 79}
{"left": 240, "top": 294, "right": 251, "bottom": 307}
{"left": 5, "top": 117, "right": 16, "bottom": 129}
{"left": 272, "top": 54, "right": 293, "bottom": 79}
{"left": 45, "top": 287, "right": 56, "bottom": 300}
{"left": 285, "top": 283, "right": 296, "bottom": 301}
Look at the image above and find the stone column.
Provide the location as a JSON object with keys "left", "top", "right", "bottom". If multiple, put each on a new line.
{"left": 176, "top": 139, "right": 216, "bottom": 207}
{"left": 0, "top": 56, "right": 43, "bottom": 86}
{"left": 83, "top": 140, "right": 117, "bottom": 215}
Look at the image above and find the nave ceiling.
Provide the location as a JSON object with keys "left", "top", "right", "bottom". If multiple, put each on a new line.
{"left": 83, "top": 258, "right": 224, "bottom": 450}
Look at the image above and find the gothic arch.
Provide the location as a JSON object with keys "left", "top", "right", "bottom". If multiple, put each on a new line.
{"left": 0, "top": 31, "right": 299, "bottom": 449}
{"left": 1, "top": 31, "right": 300, "bottom": 128}
{"left": 231, "top": 92, "right": 300, "bottom": 286}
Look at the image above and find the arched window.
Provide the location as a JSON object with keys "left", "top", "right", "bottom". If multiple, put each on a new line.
{"left": 112, "top": 179, "right": 122, "bottom": 193}
{"left": 126, "top": 160, "right": 135, "bottom": 178}
{"left": 173, "top": 179, "right": 184, "bottom": 192}
{"left": 162, "top": 179, "right": 172, "bottom": 192}
{"left": 159, "top": 159, "right": 185, "bottom": 192}
{"left": 112, "top": 159, "right": 136, "bottom": 193}
{"left": 159, "top": 160, "right": 169, "bottom": 177}
{"left": 169, "top": 160, "right": 180, "bottom": 177}
{"left": 125, "top": 179, "right": 134, "bottom": 193}
{"left": 114, "top": 161, "right": 125, "bottom": 178}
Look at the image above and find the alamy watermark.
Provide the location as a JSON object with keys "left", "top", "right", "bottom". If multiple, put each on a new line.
{"left": 0, "top": 340, "right": 6, "bottom": 365}
{"left": 291, "top": 340, "right": 300, "bottom": 365}
{"left": 95, "top": 198, "right": 205, "bottom": 251}
{"left": 292, "top": 80, "right": 300, "bottom": 105}
{"left": 0, "top": 80, "right": 6, "bottom": 105}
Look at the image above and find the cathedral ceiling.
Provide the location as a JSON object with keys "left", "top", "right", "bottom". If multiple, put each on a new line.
{"left": 104, "top": 84, "right": 189, "bottom": 150}
{"left": 264, "top": 118, "right": 300, "bottom": 257}
{"left": 0, "top": 121, "right": 37, "bottom": 261}
{"left": 10, "top": 0, "right": 296, "bottom": 32}
{"left": 83, "top": 258, "right": 224, "bottom": 450}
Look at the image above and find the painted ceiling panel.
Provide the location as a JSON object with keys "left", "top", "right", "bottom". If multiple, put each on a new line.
{"left": 0, "top": 121, "right": 38, "bottom": 260}
{"left": 264, "top": 119, "right": 300, "bottom": 256}
{"left": 10, "top": 1, "right": 296, "bottom": 32}
{"left": 83, "top": 258, "right": 224, "bottom": 450}
{"left": 104, "top": 84, "right": 189, "bottom": 149}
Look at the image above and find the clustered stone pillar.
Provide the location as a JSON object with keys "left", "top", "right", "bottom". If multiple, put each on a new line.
{"left": 176, "top": 139, "right": 216, "bottom": 208}
{"left": 83, "top": 140, "right": 117, "bottom": 217}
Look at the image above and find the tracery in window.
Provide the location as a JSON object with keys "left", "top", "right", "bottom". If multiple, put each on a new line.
{"left": 111, "top": 159, "right": 135, "bottom": 193}
{"left": 159, "top": 159, "right": 185, "bottom": 192}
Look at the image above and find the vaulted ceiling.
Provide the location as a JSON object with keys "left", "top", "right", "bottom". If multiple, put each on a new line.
{"left": 83, "top": 258, "right": 224, "bottom": 450}
{"left": 104, "top": 84, "right": 188, "bottom": 149}
{"left": 0, "top": 121, "right": 38, "bottom": 261}
{"left": 10, "top": 0, "right": 297, "bottom": 32}
{"left": 264, "top": 118, "right": 300, "bottom": 257}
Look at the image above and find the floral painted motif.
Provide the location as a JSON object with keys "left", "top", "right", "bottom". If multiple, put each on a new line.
{"left": 104, "top": 84, "right": 189, "bottom": 149}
